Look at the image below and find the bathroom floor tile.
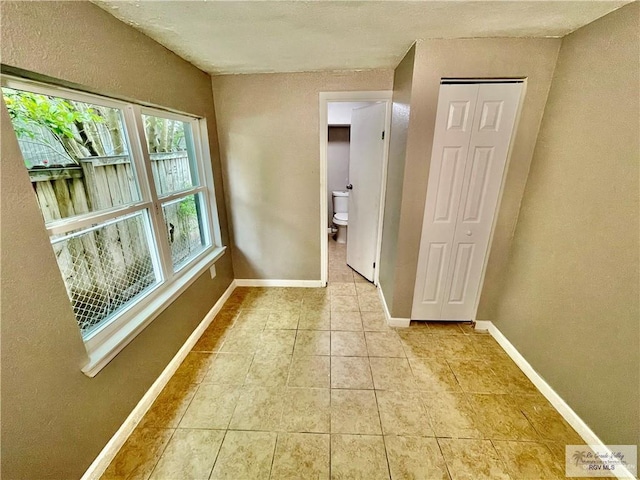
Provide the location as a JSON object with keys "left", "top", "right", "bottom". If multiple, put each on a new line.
{"left": 385, "top": 435, "right": 449, "bottom": 480}
{"left": 331, "top": 434, "right": 390, "bottom": 480}
{"left": 271, "top": 433, "right": 330, "bottom": 479}
{"left": 293, "top": 330, "right": 330, "bottom": 356}
{"left": 331, "top": 356, "right": 373, "bottom": 389}
{"left": 280, "top": 387, "right": 330, "bottom": 433}
{"left": 210, "top": 430, "right": 277, "bottom": 480}
{"left": 331, "top": 331, "right": 368, "bottom": 356}
{"left": 149, "top": 429, "right": 224, "bottom": 480}
{"left": 331, "top": 389, "right": 382, "bottom": 435}
{"left": 288, "top": 355, "right": 330, "bottom": 388}
{"left": 330, "top": 311, "right": 363, "bottom": 331}
{"left": 365, "top": 331, "right": 405, "bottom": 357}
{"left": 438, "top": 438, "right": 511, "bottom": 480}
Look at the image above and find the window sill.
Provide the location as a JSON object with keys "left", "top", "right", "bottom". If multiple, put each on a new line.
{"left": 81, "top": 246, "right": 227, "bottom": 377}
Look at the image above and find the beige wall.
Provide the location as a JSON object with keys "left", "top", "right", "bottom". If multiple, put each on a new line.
{"left": 492, "top": 2, "right": 640, "bottom": 445}
{"left": 212, "top": 70, "right": 393, "bottom": 280}
{"left": 379, "top": 46, "right": 415, "bottom": 313}
{"left": 0, "top": 2, "right": 233, "bottom": 479}
{"left": 382, "top": 38, "right": 561, "bottom": 318}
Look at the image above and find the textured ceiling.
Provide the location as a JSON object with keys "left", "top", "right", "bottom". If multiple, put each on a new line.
{"left": 94, "top": 1, "right": 630, "bottom": 75}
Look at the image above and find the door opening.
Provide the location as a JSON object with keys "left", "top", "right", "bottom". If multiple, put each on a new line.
{"left": 319, "top": 92, "right": 392, "bottom": 287}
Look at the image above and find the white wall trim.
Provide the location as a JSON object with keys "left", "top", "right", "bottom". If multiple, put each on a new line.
{"left": 234, "top": 279, "right": 324, "bottom": 288}
{"left": 475, "top": 321, "right": 636, "bottom": 480}
{"left": 377, "top": 284, "right": 410, "bottom": 328}
{"left": 81, "top": 280, "right": 237, "bottom": 480}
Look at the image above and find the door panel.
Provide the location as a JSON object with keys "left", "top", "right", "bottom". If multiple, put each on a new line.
{"left": 346, "top": 102, "right": 386, "bottom": 282}
{"left": 412, "top": 82, "right": 522, "bottom": 321}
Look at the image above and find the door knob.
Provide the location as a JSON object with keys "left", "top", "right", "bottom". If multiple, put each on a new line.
{"left": 466, "top": 230, "right": 472, "bottom": 236}
{"left": 346, "top": 184, "right": 353, "bottom": 190}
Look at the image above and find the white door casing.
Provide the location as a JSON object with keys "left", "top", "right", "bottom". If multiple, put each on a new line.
{"left": 347, "top": 102, "right": 387, "bottom": 282}
{"left": 412, "top": 82, "right": 522, "bottom": 320}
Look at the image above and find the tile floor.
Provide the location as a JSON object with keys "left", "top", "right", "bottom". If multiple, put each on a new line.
{"left": 102, "top": 239, "right": 591, "bottom": 480}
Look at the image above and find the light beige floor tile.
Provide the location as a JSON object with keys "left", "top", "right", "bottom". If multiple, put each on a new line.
{"left": 210, "top": 430, "right": 277, "bottom": 480}
{"left": 288, "top": 355, "right": 330, "bottom": 388}
{"left": 329, "top": 282, "right": 357, "bottom": 296}
{"left": 179, "top": 384, "right": 240, "bottom": 429}
{"left": 517, "top": 395, "right": 583, "bottom": 444}
{"left": 331, "top": 295, "right": 360, "bottom": 312}
{"left": 493, "top": 440, "right": 566, "bottom": 479}
{"left": 438, "top": 438, "right": 510, "bottom": 480}
{"left": 422, "top": 392, "right": 483, "bottom": 439}
{"left": 467, "top": 394, "right": 539, "bottom": 441}
{"left": 385, "top": 435, "right": 448, "bottom": 480}
{"left": 397, "top": 330, "right": 445, "bottom": 358}
{"left": 172, "top": 352, "right": 215, "bottom": 384}
{"left": 331, "top": 434, "right": 390, "bottom": 480}
{"left": 233, "top": 309, "right": 269, "bottom": 330}
{"left": 218, "top": 328, "right": 262, "bottom": 353}
{"left": 408, "top": 356, "right": 461, "bottom": 392}
{"left": 280, "top": 387, "right": 331, "bottom": 433}
{"left": 331, "top": 331, "right": 368, "bottom": 356}
{"left": 362, "top": 312, "right": 391, "bottom": 331}
{"left": 265, "top": 311, "right": 300, "bottom": 330}
{"left": 298, "top": 310, "right": 331, "bottom": 330}
{"left": 355, "top": 282, "right": 377, "bottom": 295}
{"left": 369, "top": 357, "right": 417, "bottom": 391}
{"left": 328, "top": 271, "right": 354, "bottom": 283}
{"left": 245, "top": 354, "right": 291, "bottom": 387}
{"left": 202, "top": 353, "right": 253, "bottom": 385}
{"left": 102, "top": 428, "right": 174, "bottom": 480}
{"left": 427, "top": 322, "right": 466, "bottom": 335}
{"left": 331, "top": 356, "right": 373, "bottom": 389}
{"left": 137, "top": 380, "right": 198, "bottom": 429}
{"left": 302, "top": 296, "right": 332, "bottom": 312}
{"left": 331, "top": 389, "right": 382, "bottom": 434}
{"left": 258, "top": 329, "right": 296, "bottom": 355}
{"left": 365, "top": 331, "right": 405, "bottom": 357}
{"left": 149, "top": 429, "right": 224, "bottom": 480}
{"left": 376, "top": 391, "right": 433, "bottom": 436}
{"left": 229, "top": 385, "right": 284, "bottom": 431}
{"left": 358, "top": 292, "right": 384, "bottom": 312}
{"left": 446, "top": 359, "right": 508, "bottom": 394}
{"left": 293, "top": 330, "right": 331, "bottom": 356}
{"left": 330, "top": 311, "right": 363, "bottom": 331}
{"left": 271, "top": 433, "right": 330, "bottom": 479}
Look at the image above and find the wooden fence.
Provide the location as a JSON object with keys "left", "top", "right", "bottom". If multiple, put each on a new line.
{"left": 30, "top": 152, "right": 199, "bottom": 334}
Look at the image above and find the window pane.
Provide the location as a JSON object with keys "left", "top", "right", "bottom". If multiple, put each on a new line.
{"left": 51, "top": 211, "right": 160, "bottom": 337}
{"left": 142, "top": 114, "right": 199, "bottom": 196}
{"left": 162, "top": 194, "right": 208, "bottom": 270}
{"left": 1, "top": 87, "right": 141, "bottom": 222}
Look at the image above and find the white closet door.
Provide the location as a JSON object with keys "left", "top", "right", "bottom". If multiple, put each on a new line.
{"left": 412, "top": 82, "right": 522, "bottom": 321}
{"left": 411, "top": 84, "right": 479, "bottom": 319}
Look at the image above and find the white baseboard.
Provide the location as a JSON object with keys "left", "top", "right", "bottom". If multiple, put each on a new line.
{"left": 476, "top": 321, "right": 636, "bottom": 480}
{"left": 377, "top": 285, "right": 410, "bottom": 328}
{"left": 235, "top": 279, "right": 324, "bottom": 288}
{"left": 81, "top": 280, "right": 237, "bottom": 480}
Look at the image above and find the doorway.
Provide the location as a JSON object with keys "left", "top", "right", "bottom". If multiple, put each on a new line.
{"left": 319, "top": 91, "right": 392, "bottom": 286}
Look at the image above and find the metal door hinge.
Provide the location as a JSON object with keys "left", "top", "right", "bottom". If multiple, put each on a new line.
{"left": 381, "top": 131, "right": 385, "bottom": 140}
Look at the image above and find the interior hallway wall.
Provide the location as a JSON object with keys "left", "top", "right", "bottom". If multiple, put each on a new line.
{"left": 327, "top": 126, "right": 351, "bottom": 225}
{"left": 492, "top": 2, "right": 640, "bottom": 446}
{"left": 0, "top": 2, "right": 233, "bottom": 479}
{"left": 381, "top": 38, "right": 560, "bottom": 318}
{"left": 212, "top": 70, "right": 393, "bottom": 280}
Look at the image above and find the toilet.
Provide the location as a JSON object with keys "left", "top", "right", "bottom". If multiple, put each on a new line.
{"left": 332, "top": 190, "right": 349, "bottom": 244}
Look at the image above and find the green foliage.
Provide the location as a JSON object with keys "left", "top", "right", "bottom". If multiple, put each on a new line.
{"left": 177, "top": 195, "right": 197, "bottom": 220}
{"left": 2, "top": 88, "right": 103, "bottom": 140}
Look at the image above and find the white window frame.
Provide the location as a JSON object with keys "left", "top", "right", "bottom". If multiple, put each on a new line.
{"left": 1, "top": 76, "right": 226, "bottom": 376}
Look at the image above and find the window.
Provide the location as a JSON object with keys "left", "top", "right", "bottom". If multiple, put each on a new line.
{"left": 2, "top": 77, "right": 225, "bottom": 375}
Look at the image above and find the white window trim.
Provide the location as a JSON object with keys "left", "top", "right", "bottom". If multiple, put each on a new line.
{"left": 1, "top": 76, "right": 226, "bottom": 376}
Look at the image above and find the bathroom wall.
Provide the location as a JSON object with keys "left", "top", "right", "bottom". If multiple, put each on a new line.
{"left": 212, "top": 70, "right": 393, "bottom": 280}
{"left": 327, "top": 126, "right": 351, "bottom": 225}
{"left": 0, "top": 2, "right": 233, "bottom": 479}
{"left": 492, "top": 2, "right": 639, "bottom": 446}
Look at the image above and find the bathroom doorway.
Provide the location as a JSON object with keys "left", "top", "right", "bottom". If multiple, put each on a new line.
{"left": 319, "top": 91, "right": 392, "bottom": 286}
